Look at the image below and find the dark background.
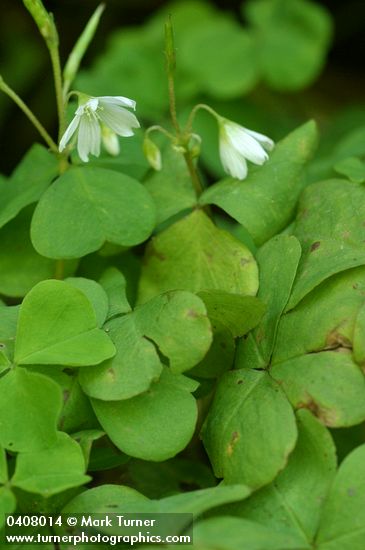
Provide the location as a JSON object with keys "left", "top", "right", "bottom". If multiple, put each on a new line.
{"left": 1, "top": 0, "right": 364, "bottom": 174}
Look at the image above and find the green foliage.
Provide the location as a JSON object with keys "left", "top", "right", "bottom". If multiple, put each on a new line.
{"left": 2, "top": 0, "right": 365, "bottom": 548}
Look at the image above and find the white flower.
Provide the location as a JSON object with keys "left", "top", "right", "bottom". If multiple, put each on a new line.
{"left": 218, "top": 118, "right": 274, "bottom": 180}
{"left": 59, "top": 95, "right": 140, "bottom": 162}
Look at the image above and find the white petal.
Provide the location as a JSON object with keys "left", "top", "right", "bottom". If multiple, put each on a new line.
{"left": 98, "top": 104, "right": 140, "bottom": 137}
{"left": 219, "top": 140, "right": 247, "bottom": 180}
{"left": 225, "top": 123, "right": 269, "bottom": 165}
{"left": 98, "top": 96, "right": 136, "bottom": 110}
{"left": 243, "top": 128, "right": 274, "bottom": 151}
{"left": 102, "top": 127, "right": 120, "bottom": 156}
{"left": 77, "top": 114, "right": 101, "bottom": 162}
{"left": 59, "top": 114, "right": 81, "bottom": 152}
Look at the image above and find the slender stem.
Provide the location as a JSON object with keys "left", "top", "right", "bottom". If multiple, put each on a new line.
{"left": 54, "top": 259, "right": 65, "bottom": 280}
{"left": 184, "top": 151, "right": 204, "bottom": 197}
{"left": 0, "top": 78, "right": 58, "bottom": 152}
{"left": 146, "top": 125, "right": 175, "bottom": 140}
{"left": 185, "top": 103, "right": 219, "bottom": 134}
{"left": 49, "top": 46, "right": 65, "bottom": 141}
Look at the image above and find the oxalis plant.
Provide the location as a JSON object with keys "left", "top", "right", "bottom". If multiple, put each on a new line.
{"left": 1, "top": 0, "right": 365, "bottom": 549}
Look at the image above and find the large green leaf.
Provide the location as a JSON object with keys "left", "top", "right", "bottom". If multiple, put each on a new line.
{"left": 232, "top": 410, "right": 336, "bottom": 544}
{"left": 237, "top": 235, "right": 301, "bottom": 369}
{"left": 244, "top": 0, "right": 332, "bottom": 90}
{"left": 200, "top": 121, "right": 318, "bottom": 246}
{"left": 31, "top": 167, "right": 156, "bottom": 259}
{"left": 274, "top": 267, "right": 365, "bottom": 364}
{"left": 138, "top": 209, "right": 258, "bottom": 303}
{"left": 315, "top": 444, "right": 365, "bottom": 550}
{"left": 80, "top": 290, "right": 212, "bottom": 400}
{"left": 0, "top": 368, "right": 62, "bottom": 452}
{"left": 0, "top": 144, "right": 58, "bottom": 230}
{"left": 91, "top": 369, "right": 199, "bottom": 461}
{"left": 14, "top": 280, "right": 115, "bottom": 366}
{"left": 288, "top": 179, "right": 365, "bottom": 308}
{"left": 271, "top": 352, "right": 365, "bottom": 427}
{"left": 11, "top": 433, "right": 90, "bottom": 496}
{"left": 202, "top": 369, "right": 297, "bottom": 488}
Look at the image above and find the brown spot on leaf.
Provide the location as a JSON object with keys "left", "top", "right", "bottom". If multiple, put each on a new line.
{"left": 227, "top": 431, "right": 239, "bottom": 456}
{"left": 236, "top": 379, "right": 244, "bottom": 385}
{"left": 297, "top": 395, "right": 338, "bottom": 426}
{"left": 325, "top": 330, "right": 352, "bottom": 352}
{"left": 63, "top": 390, "right": 70, "bottom": 404}
{"left": 107, "top": 368, "right": 116, "bottom": 381}
{"left": 310, "top": 241, "right": 321, "bottom": 252}
{"left": 187, "top": 309, "right": 199, "bottom": 318}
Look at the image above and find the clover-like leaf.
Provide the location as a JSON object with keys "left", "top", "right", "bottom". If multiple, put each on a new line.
{"left": 14, "top": 280, "right": 115, "bottom": 366}
{"left": 271, "top": 352, "right": 365, "bottom": 427}
{"left": 11, "top": 432, "right": 90, "bottom": 496}
{"left": 80, "top": 290, "right": 212, "bottom": 401}
{"left": 31, "top": 167, "right": 156, "bottom": 259}
{"left": 0, "top": 368, "right": 62, "bottom": 452}
{"left": 288, "top": 179, "right": 365, "bottom": 308}
{"left": 202, "top": 369, "right": 297, "bottom": 488}
{"left": 91, "top": 369, "right": 199, "bottom": 461}
{"left": 138, "top": 209, "right": 258, "bottom": 303}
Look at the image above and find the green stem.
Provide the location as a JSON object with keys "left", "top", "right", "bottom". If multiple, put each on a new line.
{"left": 185, "top": 103, "right": 219, "bottom": 134}
{"left": 54, "top": 259, "right": 65, "bottom": 280}
{"left": 184, "top": 152, "right": 204, "bottom": 198}
{"left": 0, "top": 77, "right": 58, "bottom": 152}
{"left": 49, "top": 46, "right": 65, "bottom": 141}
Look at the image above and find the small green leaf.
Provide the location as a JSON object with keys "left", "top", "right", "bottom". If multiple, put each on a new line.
{"left": 31, "top": 167, "right": 156, "bottom": 259}
{"left": 11, "top": 433, "right": 90, "bottom": 496}
{"left": 138, "top": 209, "right": 258, "bottom": 303}
{"left": 14, "top": 280, "right": 115, "bottom": 366}
{"left": 0, "top": 144, "right": 58, "bottom": 230}
{"left": 91, "top": 369, "right": 199, "bottom": 461}
{"left": 288, "top": 179, "right": 365, "bottom": 309}
{"left": 133, "top": 291, "right": 212, "bottom": 374}
{"left": 99, "top": 267, "right": 131, "bottom": 319}
{"left": 197, "top": 290, "right": 265, "bottom": 338}
{"left": 79, "top": 314, "right": 162, "bottom": 401}
{"left": 233, "top": 410, "right": 336, "bottom": 544}
{"left": 65, "top": 277, "right": 109, "bottom": 327}
{"left": 334, "top": 156, "right": 365, "bottom": 183}
{"left": 274, "top": 267, "right": 365, "bottom": 364}
{"left": 237, "top": 235, "right": 301, "bottom": 369}
{"left": 0, "top": 369, "right": 62, "bottom": 452}
{"left": 200, "top": 121, "right": 318, "bottom": 246}
{"left": 202, "top": 369, "right": 297, "bottom": 488}
{"left": 271, "top": 352, "right": 365, "bottom": 427}
{"left": 315, "top": 444, "right": 365, "bottom": 550}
